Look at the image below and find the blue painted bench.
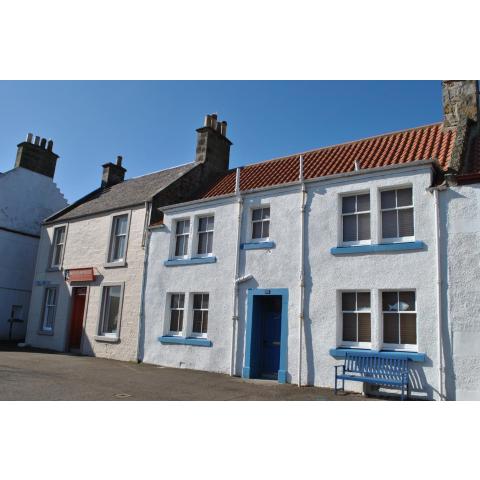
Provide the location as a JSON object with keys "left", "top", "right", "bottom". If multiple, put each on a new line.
{"left": 334, "top": 351, "right": 410, "bottom": 400}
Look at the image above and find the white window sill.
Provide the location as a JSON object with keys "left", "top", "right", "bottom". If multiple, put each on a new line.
{"left": 382, "top": 344, "right": 418, "bottom": 352}
{"left": 381, "top": 237, "right": 415, "bottom": 244}
{"left": 104, "top": 260, "right": 127, "bottom": 268}
{"left": 37, "top": 329, "right": 54, "bottom": 336}
{"left": 94, "top": 335, "right": 120, "bottom": 343}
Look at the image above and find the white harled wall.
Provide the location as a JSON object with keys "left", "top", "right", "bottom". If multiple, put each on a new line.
{"left": 0, "top": 167, "right": 67, "bottom": 340}
{"left": 442, "top": 183, "right": 480, "bottom": 400}
{"left": 142, "top": 164, "right": 447, "bottom": 399}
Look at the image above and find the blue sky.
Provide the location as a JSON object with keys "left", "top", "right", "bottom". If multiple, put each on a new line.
{"left": 0, "top": 81, "right": 443, "bottom": 203}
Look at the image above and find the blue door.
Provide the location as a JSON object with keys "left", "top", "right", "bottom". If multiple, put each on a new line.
{"left": 260, "top": 310, "right": 281, "bottom": 379}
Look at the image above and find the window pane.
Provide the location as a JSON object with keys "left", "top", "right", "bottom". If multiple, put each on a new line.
{"left": 104, "top": 286, "right": 121, "bottom": 334}
{"left": 193, "top": 294, "right": 202, "bottom": 309}
{"left": 170, "top": 310, "right": 183, "bottom": 332}
{"left": 198, "top": 217, "right": 208, "bottom": 232}
{"left": 175, "top": 235, "right": 187, "bottom": 256}
{"left": 383, "top": 313, "right": 399, "bottom": 343}
{"left": 207, "top": 216, "right": 214, "bottom": 230}
{"left": 342, "top": 215, "right": 356, "bottom": 242}
{"left": 357, "top": 313, "right": 371, "bottom": 342}
{"left": 356, "top": 194, "right": 370, "bottom": 212}
{"left": 357, "top": 213, "right": 370, "bottom": 241}
{"left": 383, "top": 292, "right": 398, "bottom": 311}
{"left": 357, "top": 292, "right": 370, "bottom": 310}
{"left": 381, "top": 190, "right": 396, "bottom": 209}
{"left": 113, "top": 235, "right": 126, "bottom": 261}
{"left": 192, "top": 310, "right": 203, "bottom": 333}
{"left": 201, "top": 311, "right": 208, "bottom": 333}
{"left": 397, "top": 188, "right": 412, "bottom": 207}
{"left": 398, "top": 208, "right": 414, "bottom": 237}
{"left": 206, "top": 231, "right": 213, "bottom": 254}
{"left": 342, "top": 196, "right": 356, "bottom": 214}
{"left": 262, "top": 220, "right": 270, "bottom": 239}
{"left": 400, "top": 313, "right": 417, "bottom": 344}
{"left": 262, "top": 208, "right": 270, "bottom": 220}
{"left": 197, "top": 232, "right": 207, "bottom": 254}
{"left": 342, "top": 292, "right": 356, "bottom": 311}
{"left": 252, "top": 221, "right": 263, "bottom": 239}
{"left": 382, "top": 210, "right": 397, "bottom": 238}
{"left": 115, "top": 215, "right": 128, "bottom": 235}
{"left": 202, "top": 294, "right": 209, "bottom": 309}
{"left": 252, "top": 209, "right": 262, "bottom": 221}
{"left": 53, "top": 243, "right": 63, "bottom": 266}
{"left": 342, "top": 313, "right": 357, "bottom": 342}
{"left": 399, "top": 291, "right": 415, "bottom": 311}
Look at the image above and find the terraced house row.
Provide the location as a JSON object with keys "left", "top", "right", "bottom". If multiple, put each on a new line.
{"left": 20, "top": 81, "right": 480, "bottom": 400}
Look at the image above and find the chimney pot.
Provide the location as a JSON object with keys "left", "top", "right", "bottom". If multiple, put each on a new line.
{"left": 116, "top": 155, "right": 123, "bottom": 166}
{"left": 34, "top": 136, "right": 41, "bottom": 146}
{"left": 47, "top": 139, "right": 53, "bottom": 151}
{"left": 26, "top": 133, "right": 33, "bottom": 143}
{"left": 40, "top": 138, "right": 47, "bottom": 148}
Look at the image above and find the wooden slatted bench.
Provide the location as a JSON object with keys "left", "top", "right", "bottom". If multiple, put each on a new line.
{"left": 334, "top": 351, "right": 410, "bottom": 400}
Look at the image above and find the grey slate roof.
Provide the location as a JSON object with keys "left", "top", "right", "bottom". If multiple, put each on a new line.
{"left": 47, "top": 162, "right": 196, "bottom": 223}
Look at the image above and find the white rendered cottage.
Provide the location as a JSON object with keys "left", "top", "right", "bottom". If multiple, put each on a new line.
{"left": 0, "top": 135, "right": 67, "bottom": 341}
{"left": 25, "top": 115, "right": 233, "bottom": 362}
{"left": 141, "top": 81, "right": 480, "bottom": 400}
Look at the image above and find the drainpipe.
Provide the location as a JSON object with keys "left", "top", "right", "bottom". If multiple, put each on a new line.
{"left": 428, "top": 184, "right": 447, "bottom": 400}
{"left": 137, "top": 201, "right": 152, "bottom": 362}
{"left": 298, "top": 156, "right": 306, "bottom": 387}
{"left": 230, "top": 168, "right": 243, "bottom": 376}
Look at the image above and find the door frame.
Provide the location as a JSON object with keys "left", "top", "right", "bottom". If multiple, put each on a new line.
{"left": 64, "top": 285, "right": 89, "bottom": 352}
{"left": 242, "top": 288, "right": 289, "bottom": 384}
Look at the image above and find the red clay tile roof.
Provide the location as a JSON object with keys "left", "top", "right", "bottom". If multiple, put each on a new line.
{"left": 201, "top": 122, "right": 457, "bottom": 198}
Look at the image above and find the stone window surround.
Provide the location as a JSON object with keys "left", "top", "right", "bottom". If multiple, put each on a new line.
{"left": 104, "top": 210, "right": 132, "bottom": 268}
{"left": 38, "top": 284, "right": 59, "bottom": 335}
{"left": 47, "top": 223, "right": 69, "bottom": 272}
{"left": 94, "top": 281, "right": 125, "bottom": 343}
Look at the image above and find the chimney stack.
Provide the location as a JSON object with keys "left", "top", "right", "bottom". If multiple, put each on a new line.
{"left": 442, "top": 80, "right": 479, "bottom": 129}
{"left": 195, "top": 113, "right": 232, "bottom": 172}
{"left": 102, "top": 155, "right": 126, "bottom": 187}
{"left": 15, "top": 133, "right": 59, "bottom": 178}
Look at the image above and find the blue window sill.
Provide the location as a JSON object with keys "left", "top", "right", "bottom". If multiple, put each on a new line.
{"left": 164, "top": 256, "right": 217, "bottom": 267}
{"left": 240, "top": 241, "right": 276, "bottom": 250}
{"left": 329, "top": 348, "right": 426, "bottom": 363}
{"left": 331, "top": 241, "right": 426, "bottom": 256}
{"left": 159, "top": 336, "right": 212, "bottom": 347}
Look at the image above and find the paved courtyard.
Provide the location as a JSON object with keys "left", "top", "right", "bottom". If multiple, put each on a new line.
{"left": 0, "top": 346, "right": 373, "bottom": 401}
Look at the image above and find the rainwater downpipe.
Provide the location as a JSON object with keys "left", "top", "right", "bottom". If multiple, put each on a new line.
{"left": 298, "top": 156, "right": 306, "bottom": 387}
{"left": 230, "top": 168, "right": 243, "bottom": 376}
{"left": 137, "top": 201, "right": 152, "bottom": 362}
{"left": 429, "top": 184, "right": 447, "bottom": 400}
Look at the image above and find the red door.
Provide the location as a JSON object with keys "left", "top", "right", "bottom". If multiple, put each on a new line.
{"left": 69, "top": 287, "right": 87, "bottom": 349}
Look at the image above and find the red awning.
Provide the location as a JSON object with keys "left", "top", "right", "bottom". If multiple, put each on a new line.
{"left": 66, "top": 268, "right": 95, "bottom": 283}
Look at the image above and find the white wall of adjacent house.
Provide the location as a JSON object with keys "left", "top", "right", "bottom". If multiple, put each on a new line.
{"left": 142, "top": 163, "right": 446, "bottom": 399}
{"left": 0, "top": 167, "right": 67, "bottom": 340}
{"left": 25, "top": 205, "right": 147, "bottom": 362}
{"left": 441, "top": 183, "right": 480, "bottom": 400}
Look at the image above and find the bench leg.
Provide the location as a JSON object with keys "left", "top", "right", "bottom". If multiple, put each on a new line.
{"left": 334, "top": 372, "right": 337, "bottom": 395}
{"left": 401, "top": 384, "right": 405, "bottom": 401}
